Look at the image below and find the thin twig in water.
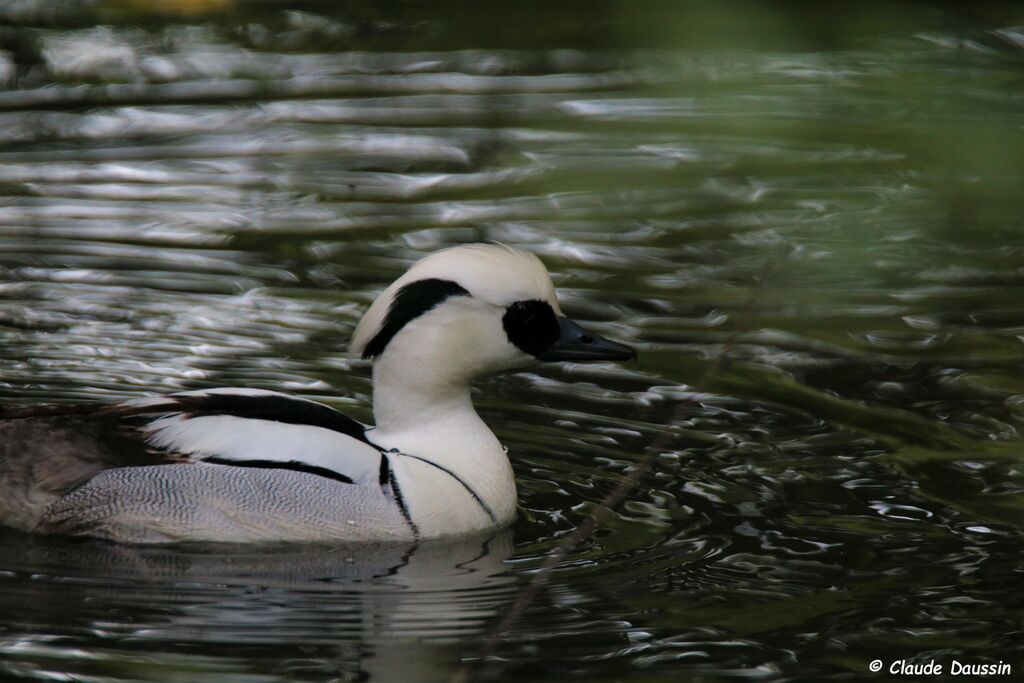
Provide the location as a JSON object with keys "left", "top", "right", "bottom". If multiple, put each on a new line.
{"left": 451, "top": 246, "right": 790, "bottom": 683}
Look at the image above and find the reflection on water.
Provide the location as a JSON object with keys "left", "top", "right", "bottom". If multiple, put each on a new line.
{"left": 1, "top": 0, "right": 1024, "bottom": 681}
{"left": 0, "top": 529, "right": 515, "bottom": 682}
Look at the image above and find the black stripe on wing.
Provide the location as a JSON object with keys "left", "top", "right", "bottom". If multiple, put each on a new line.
{"left": 145, "top": 393, "right": 370, "bottom": 444}
{"left": 204, "top": 457, "right": 356, "bottom": 484}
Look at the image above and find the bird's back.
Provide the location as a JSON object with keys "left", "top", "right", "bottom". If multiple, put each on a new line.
{"left": 0, "top": 405, "right": 168, "bottom": 531}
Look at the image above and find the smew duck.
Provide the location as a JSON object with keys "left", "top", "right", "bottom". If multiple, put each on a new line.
{"left": 0, "top": 244, "right": 635, "bottom": 543}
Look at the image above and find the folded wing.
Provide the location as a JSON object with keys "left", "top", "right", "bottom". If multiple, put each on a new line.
{"left": 0, "top": 388, "right": 384, "bottom": 532}
{"left": 123, "top": 388, "right": 384, "bottom": 485}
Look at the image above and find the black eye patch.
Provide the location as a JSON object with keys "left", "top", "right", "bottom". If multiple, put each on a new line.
{"left": 503, "top": 300, "right": 560, "bottom": 357}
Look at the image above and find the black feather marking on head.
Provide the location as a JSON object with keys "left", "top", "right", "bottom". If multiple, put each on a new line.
{"left": 159, "top": 394, "right": 370, "bottom": 444}
{"left": 502, "top": 299, "right": 560, "bottom": 357}
{"left": 204, "top": 457, "right": 356, "bottom": 485}
{"left": 362, "top": 278, "right": 469, "bottom": 359}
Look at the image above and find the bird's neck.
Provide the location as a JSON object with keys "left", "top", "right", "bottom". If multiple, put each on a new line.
{"left": 370, "top": 354, "right": 479, "bottom": 434}
{"left": 367, "top": 352, "right": 517, "bottom": 535}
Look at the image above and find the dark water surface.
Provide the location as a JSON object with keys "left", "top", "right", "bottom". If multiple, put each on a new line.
{"left": 2, "top": 1, "right": 1024, "bottom": 681}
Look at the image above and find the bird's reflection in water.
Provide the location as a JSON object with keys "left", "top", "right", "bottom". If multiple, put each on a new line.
{"left": 0, "top": 529, "right": 517, "bottom": 682}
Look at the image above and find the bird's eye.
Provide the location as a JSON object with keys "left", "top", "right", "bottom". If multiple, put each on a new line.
{"left": 509, "top": 301, "right": 536, "bottom": 322}
{"left": 503, "top": 300, "right": 559, "bottom": 357}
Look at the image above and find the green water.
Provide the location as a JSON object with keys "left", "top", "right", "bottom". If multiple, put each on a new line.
{"left": 1, "top": 1, "right": 1023, "bottom": 681}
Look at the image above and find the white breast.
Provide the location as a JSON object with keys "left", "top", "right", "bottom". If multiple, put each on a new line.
{"left": 368, "top": 412, "right": 519, "bottom": 539}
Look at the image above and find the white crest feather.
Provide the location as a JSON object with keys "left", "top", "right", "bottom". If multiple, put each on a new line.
{"left": 351, "top": 243, "right": 560, "bottom": 357}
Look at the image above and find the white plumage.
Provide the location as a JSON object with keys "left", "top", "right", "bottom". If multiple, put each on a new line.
{"left": 0, "top": 244, "right": 635, "bottom": 543}
{"left": 351, "top": 243, "right": 562, "bottom": 356}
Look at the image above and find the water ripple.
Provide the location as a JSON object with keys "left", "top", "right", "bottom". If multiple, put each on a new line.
{"left": 1, "top": 2, "right": 1024, "bottom": 682}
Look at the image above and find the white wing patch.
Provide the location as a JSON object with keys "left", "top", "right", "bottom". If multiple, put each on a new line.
{"left": 125, "top": 389, "right": 384, "bottom": 486}
{"left": 143, "top": 415, "right": 383, "bottom": 485}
